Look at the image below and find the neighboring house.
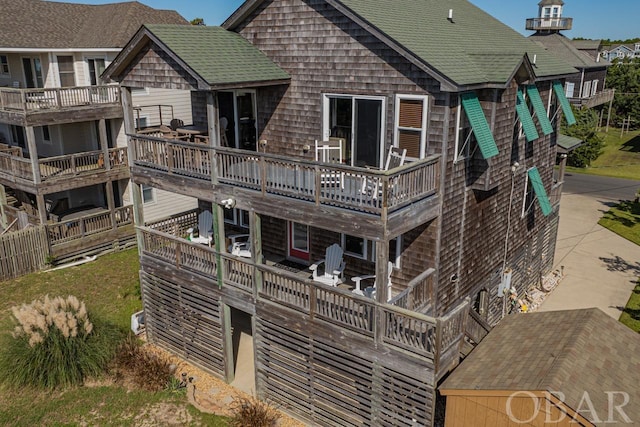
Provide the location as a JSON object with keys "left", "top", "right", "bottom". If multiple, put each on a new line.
{"left": 0, "top": 0, "right": 196, "bottom": 261}
{"left": 440, "top": 309, "right": 640, "bottom": 426}
{"left": 527, "top": 0, "right": 614, "bottom": 109}
{"left": 103, "top": 0, "right": 577, "bottom": 425}
{"left": 601, "top": 43, "right": 640, "bottom": 61}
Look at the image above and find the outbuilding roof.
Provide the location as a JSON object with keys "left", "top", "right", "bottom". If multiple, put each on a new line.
{"left": 530, "top": 33, "right": 610, "bottom": 69}
{"left": 440, "top": 308, "right": 640, "bottom": 425}
{"left": 0, "top": 0, "right": 187, "bottom": 50}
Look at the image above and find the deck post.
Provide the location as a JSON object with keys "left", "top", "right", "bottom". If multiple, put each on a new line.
{"left": 35, "top": 194, "right": 47, "bottom": 226}
{"left": 206, "top": 91, "right": 219, "bottom": 186}
{"left": 25, "top": 126, "right": 41, "bottom": 185}
{"left": 131, "top": 181, "right": 144, "bottom": 248}
{"left": 250, "top": 211, "right": 263, "bottom": 297}
{"left": 121, "top": 87, "right": 135, "bottom": 168}
{"left": 105, "top": 182, "right": 117, "bottom": 230}
{"left": 98, "top": 119, "right": 110, "bottom": 170}
{"left": 0, "top": 184, "right": 6, "bottom": 228}
{"left": 212, "top": 203, "right": 225, "bottom": 288}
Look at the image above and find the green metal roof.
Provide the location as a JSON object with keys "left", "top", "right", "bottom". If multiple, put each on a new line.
{"left": 528, "top": 167, "right": 553, "bottom": 216}
{"left": 552, "top": 81, "right": 577, "bottom": 125}
{"left": 526, "top": 85, "right": 554, "bottom": 136}
{"left": 144, "top": 24, "right": 290, "bottom": 87}
{"left": 460, "top": 93, "right": 498, "bottom": 159}
{"left": 557, "top": 133, "right": 583, "bottom": 153}
{"left": 337, "top": 0, "right": 577, "bottom": 86}
{"left": 516, "top": 89, "right": 540, "bottom": 142}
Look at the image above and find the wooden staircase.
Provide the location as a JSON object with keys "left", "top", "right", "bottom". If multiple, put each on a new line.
{"left": 461, "top": 310, "right": 493, "bottom": 358}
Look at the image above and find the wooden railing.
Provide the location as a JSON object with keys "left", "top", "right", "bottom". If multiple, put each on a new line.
{"left": 0, "top": 85, "right": 120, "bottom": 112}
{"left": 0, "top": 152, "right": 33, "bottom": 181}
{"left": 138, "top": 226, "right": 469, "bottom": 366}
{"left": 389, "top": 268, "right": 435, "bottom": 313}
{"left": 40, "top": 148, "right": 128, "bottom": 180}
{"left": 583, "top": 89, "right": 615, "bottom": 109}
{"left": 129, "top": 135, "right": 440, "bottom": 215}
{"left": 146, "top": 208, "right": 198, "bottom": 235}
{"left": 47, "top": 205, "right": 133, "bottom": 246}
{"left": 465, "top": 309, "right": 492, "bottom": 345}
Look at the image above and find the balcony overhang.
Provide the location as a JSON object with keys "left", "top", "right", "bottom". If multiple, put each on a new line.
{"left": 526, "top": 17, "right": 573, "bottom": 32}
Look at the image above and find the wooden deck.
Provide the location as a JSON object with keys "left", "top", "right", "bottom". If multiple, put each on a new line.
{"left": 0, "top": 85, "right": 122, "bottom": 126}
{"left": 0, "top": 147, "right": 129, "bottom": 193}
{"left": 130, "top": 135, "right": 441, "bottom": 237}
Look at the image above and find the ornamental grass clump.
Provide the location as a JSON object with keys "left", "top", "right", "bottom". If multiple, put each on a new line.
{"left": 0, "top": 295, "right": 120, "bottom": 389}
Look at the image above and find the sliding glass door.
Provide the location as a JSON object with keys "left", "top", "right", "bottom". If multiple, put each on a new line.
{"left": 323, "top": 94, "right": 385, "bottom": 168}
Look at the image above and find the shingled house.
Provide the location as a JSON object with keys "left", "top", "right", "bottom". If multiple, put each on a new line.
{"left": 0, "top": 0, "right": 194, "bottom": 261}
{"left": 103, "top": 0, "right": 577, "bottom": 425}
{"left": 440, "top": 308, "right": 640, "bottom": 426}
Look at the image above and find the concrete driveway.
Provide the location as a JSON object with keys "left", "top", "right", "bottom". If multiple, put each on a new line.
{"left": 538, "top": 175, "right": 640, "bottom": 319}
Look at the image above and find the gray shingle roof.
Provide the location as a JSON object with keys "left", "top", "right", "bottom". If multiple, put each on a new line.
{"left": 0, "top": 0, "right": 187, "bottom": 49}
{"left": 530, "top": 33, "right": 610, "bottom": 69}
{"left": 144, "top": 25, "right": 290, "bottom": 87}
{"left": 335, "top": 0, "right": 577, "bottom": 86}
{"left": 440, "top": 309, "right": 640, "bottom": 424}
{"left": 557, "top": 133, "right": 583, "bottom": 153}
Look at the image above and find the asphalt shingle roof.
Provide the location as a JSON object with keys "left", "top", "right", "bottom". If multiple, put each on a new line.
{"left": 336, "top": 0, "right": 577, "bottom": 86}
{"left": 144, "top": 25, "right": 290, "bottom": 87}
{"left": 530, "top": 33, "right": 610, "bottom": 69}
{"left": 440, "top": 309, "right": 640, "bottom": 424}
{"left": 0, "top": 0, "right": 187, "bottom": 49}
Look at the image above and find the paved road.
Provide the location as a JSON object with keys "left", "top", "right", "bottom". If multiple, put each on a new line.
{"left": 538, "top": 173, "right": 640, "bottom": 319}
{"left": 563, "top": 173, "right": 639, "bottom": 201}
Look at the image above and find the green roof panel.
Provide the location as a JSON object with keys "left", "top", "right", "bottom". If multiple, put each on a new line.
{"left": 144, "top": 25, "right": 290, "bottom": 87}
{"left": 528, "top": 167, "right": 553, "bottom": 216}
{"left": 516, "top": 89, "right": 539, "bottom": 142}
{"left": 461, "top": 92, "right": 499, "bottom": 159}
{"left": 526, "top": 85, "right": 554, "bottom": 136}
{"left": 552, "top": 81, "right": 577, "bottom": 126}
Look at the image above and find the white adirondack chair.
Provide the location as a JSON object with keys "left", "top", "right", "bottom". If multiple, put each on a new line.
{"left": 351, "top": 261, "right": 394, "bottom": 301}
{"left": 186, "top": 210, "right": 214, "bottom": 245}
{"left": 361, "top": 146, "right": 407, "bottom": 199}
{"left": 309, "top": 243, "right": 345, "bottom": 286}
{"left": 228, "top": 233, "right": 251, "bottom": 258}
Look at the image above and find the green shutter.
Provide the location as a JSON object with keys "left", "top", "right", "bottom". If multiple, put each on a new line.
{"left": 460, "top": 93, "right": 498, "bottom": 159}
{"left": 552, "top": 81, "right": 577, "bottom": 126}
{"left": 528, "top": 167, "right": 553, "bottom": 216}
{"left": 516, "top": 89, "right": 539, "bottom": 142}
{"left": 526, "top": 85, "right": 554, "bottom": 136}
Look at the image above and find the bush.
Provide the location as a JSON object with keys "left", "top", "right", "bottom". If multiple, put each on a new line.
{"left": 0, "top": 295, "right": 121, "bottom": 389}
{"left": 229, "top": 396, "right": 281, "bottom": 427}
{"left": 109, "top": 335, "right": 175, "bottom": 392}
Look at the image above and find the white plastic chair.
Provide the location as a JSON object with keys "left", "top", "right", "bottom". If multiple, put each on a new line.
{"left": 228, "top": 234, "right": 251, "bottom": 258}
{"left": 361, "top": 146, "right": 407, "bottom": 199}
{"left": 315, "top": 138, "right": 344, "bottom": 188}
{"left": 309, "top": 243, "right": 345, "bottom": 286}
{"left": 351, "top": 261, "right": 394, "bottom": 301}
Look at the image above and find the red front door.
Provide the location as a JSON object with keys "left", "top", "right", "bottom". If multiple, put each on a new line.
{"left": 288, "top": 222, "right": 310, "bottom": 262}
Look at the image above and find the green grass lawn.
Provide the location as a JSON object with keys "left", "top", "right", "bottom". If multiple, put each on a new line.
{"left": 0, "top": 248, "right": 228, "bottom": 426}
{"left": 598, "top": 200, "right": 640, "bottom": 246}
{"left": 619, "top": 281, "right": 640, "bottom": 333}
{"left": 566, "top": 128, "right": 640, "bottom": 180}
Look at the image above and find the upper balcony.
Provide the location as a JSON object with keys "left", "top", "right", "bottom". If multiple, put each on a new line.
{"left": 129, "top": 134, "right": 441, "bottom": 239}
{"left": 0, "top": 145, "right": 130, "bottom": 194}
{"left": 0, "top": 85, "right": 123, "bottom": 127}
{"left": 526, "top": 17, "right": 573, "bottom": 32}
{"left": 570, "top": 88, "right": 615, "bottom": 109}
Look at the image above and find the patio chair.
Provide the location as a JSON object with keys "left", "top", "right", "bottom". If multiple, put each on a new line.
{"left": 361, "top": 146, "right": 407, "bottom": 199}
{"left": 309, "top": 243, "right": 345, "bottom": 286}
{"left": 186, "top": 210, "right": 214, "bottom": 246}
{"left": 169, "top": 118, "right": 184, "bottom": 131}
{"left": 228, "top": 234, "right": 251, "bottom": 258}
{"left": 315, "top": 138, "right": 344, "bottom": 188}
{"left": 351, "top": 261, "right": 394, "bottom": 301}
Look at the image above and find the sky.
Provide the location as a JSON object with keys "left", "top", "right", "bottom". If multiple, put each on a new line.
{"left": 59, "top": 0, "right": 639, "bottom": 41}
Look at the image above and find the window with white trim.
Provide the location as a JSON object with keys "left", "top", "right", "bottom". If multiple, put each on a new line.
{"left": 131, "top": 87, "right": 149, "bottom": 96}
{"left": 341, "top": 234, "right": 367, "bottom": 260}
{"left": 565, "top": 82, "right": 575, "bottom": 98}
{"left": 57, "top": 55, "right": 75, "bottom": 87}
{"left": 0, "top": 55, "right": 9, "bottom": 75}
{"left": 134, "top": 116, "right": 148, "bottom": 130}
{"left": 394, "top": 95, "right": 428, "bottom": 159}
{"left": 521, "top": 169, "right": 535, "bottom": 218}
{"left": 87, "top": 58, "right": 106, "bottom": 86}
{"left": 141, "top": 184, "right": 155, "bottom": 204}
{"left": 591, "top": 80, "right": 598, "bottom": 97}
{"left": 41, "top": 125, "right": 52, "bottom": 145}
{"left": 223, "top": 208, "right": 249, "bottom": 228}
{"left": 454, "top": 103, "right": 474, "bottom": 163}
{"left": 582, "top": 81, "right": 592, "bottom": 99}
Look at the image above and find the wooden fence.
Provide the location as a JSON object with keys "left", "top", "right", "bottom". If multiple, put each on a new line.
{"left": 0, "top": 85, "right": 120, "bottom": 112}
{"left": 0, "top": 225, "right": 49, "bottom": 281}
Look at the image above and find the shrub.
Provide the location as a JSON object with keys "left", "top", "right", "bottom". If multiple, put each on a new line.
{"left": 0, "top": 295, "right": 121, "bottom": 389}
{"left": 109, "top": 335, "right": 175, "bottom": 392}
{"left": 229, "top": 396, "right": 281, "bottom": 427}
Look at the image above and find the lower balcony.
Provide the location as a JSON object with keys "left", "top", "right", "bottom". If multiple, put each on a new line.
{"left": 570, "top": 88, "right": 615, "bottom": 109}
{"left": 0, "top": 146, "right": 129, "bottom": 193}
{"left": 138, "top": 220, "right": 468, "bottom": 376}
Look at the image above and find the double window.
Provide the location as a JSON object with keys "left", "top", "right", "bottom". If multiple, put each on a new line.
{"left": 223, "top": 208, "right": 250, "bottom": 228}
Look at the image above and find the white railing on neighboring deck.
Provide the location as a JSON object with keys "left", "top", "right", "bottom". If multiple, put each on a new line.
{"left": 0, "top": 85, "right": 120, "bottom": 112}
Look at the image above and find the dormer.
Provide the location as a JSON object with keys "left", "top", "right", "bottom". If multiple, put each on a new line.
{"left": 526, "top": 0, "right": 572, "bottom": 33}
